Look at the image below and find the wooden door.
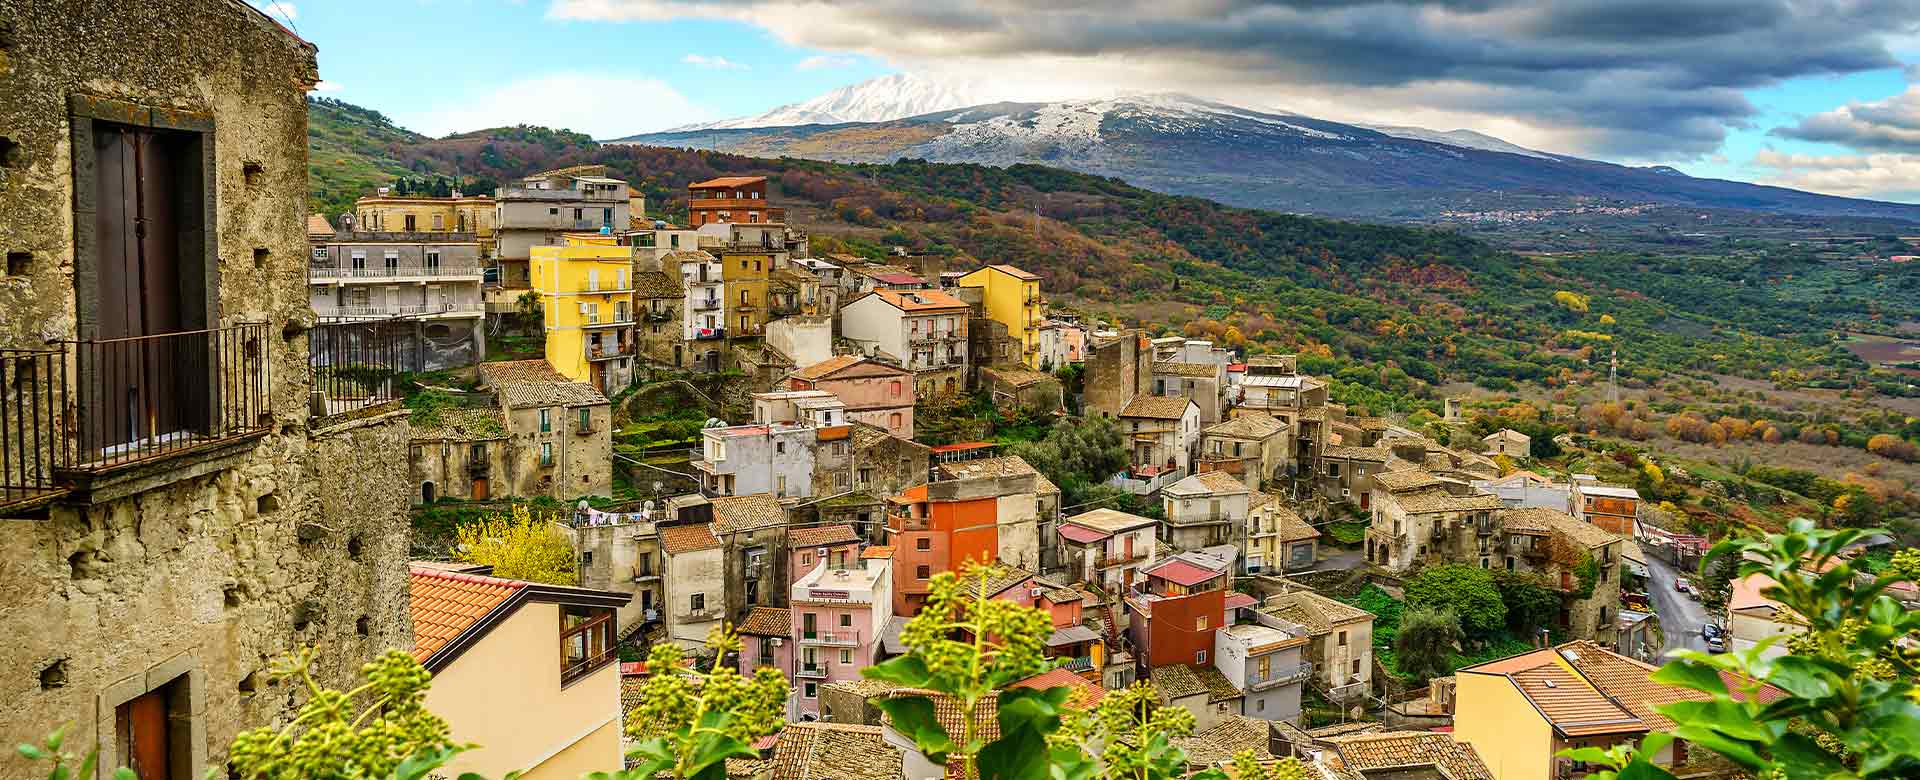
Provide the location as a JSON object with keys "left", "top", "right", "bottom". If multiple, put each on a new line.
{"left": 116, "top": 689, "right": 170, "bottom": 780}
{"left": 471, "top": 477, "right": 489, "bottom": 500}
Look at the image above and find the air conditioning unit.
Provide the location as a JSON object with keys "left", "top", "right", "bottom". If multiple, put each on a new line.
{"left": 1341, "top": 488, "right": 1351, "bottom": 498}
{"left": 1030, "top": 587, "right": 1044, "bottom": 598}
{"left": 770, "top": 637, "right": 784, "bottom": 647}
{"left": 816, "top": 547, "right": 828, "bottom": 557}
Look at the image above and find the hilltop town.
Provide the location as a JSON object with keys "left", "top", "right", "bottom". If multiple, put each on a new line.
{"left": 2, "top": 4, "right": 1918, "bottom": 780}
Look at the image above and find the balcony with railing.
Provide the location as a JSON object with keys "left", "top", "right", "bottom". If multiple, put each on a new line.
{"left": 309, "top": 263, "right": 484, "bottom": 282}
{"left": 691, "top": 327, "right": 727, "bottom": 341}
{"left": 795, "top": 660, "right": 832, "bottom": 678}
{"left": 799, "top": 629, "right": 861, "bottom": 646}
{"left": 309, "top": 317, "right": 427, "bottom": 422}
{"left": 1247, "top": 661, "right": 1315, "bottom": 691}
{"left": 0, "top": 324, "right": 275, "bottom": 510}
{"left": 583, "top": 312, "right": 635, "bottom": 329}
{"left": 560, "top": 647, "right": 617, "bottom": 687}
{"left": 499, "top": 186, "right": 624, "bottom": 202}
{"left": 1095, "top": 549, "right": 1150, "bottom": 569}
{"left": 312, "top": 301, "right": 485, "bottom": 320}
{"left": 690, "top": 297, "right": 723, "bottom": 311}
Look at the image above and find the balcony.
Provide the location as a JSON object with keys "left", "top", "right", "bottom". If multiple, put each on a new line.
{"left": 313, "top": 302, "right": 485, "bottom": 320}
{"left": 0, "top": 325, "right": 275, "bottom": 510}
{"left": 795, "top": 660, "right": 832, "bottom": 678}
{"left": 691, "top": 298, "right": 723, "bottom": 311}
{"left": 691, "top": 328, "right": 727, "bottom": 341}
{"left": 309, "top": 263, "right": 485, "bottom": 282}
{"left": 498, "top": 186, "right": 624, "bottom": 202}
{"left": 1247, "top": 661, "right": 1315, "bottom": 691}
{"left": 583, "top": 314, "right": 636, "bottom": 329}
{"left": 1095, "top": 550, "right": 1149, "bottom": 569}
{"left": 800, "top": 629, "right": 861, "bottom": 646}
{"left": 643, "top": 310, "right": 676, "bottom": 323}
{"left": 560, "top": 647, "right": 617, "bottom": 687}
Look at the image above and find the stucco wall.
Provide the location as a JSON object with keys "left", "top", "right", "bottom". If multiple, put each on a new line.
{"left": 1453, "top": 671, "right": 1556, "bottom": 780}
{"left": 665, "top": 545, "right": 725, "bottom": 647}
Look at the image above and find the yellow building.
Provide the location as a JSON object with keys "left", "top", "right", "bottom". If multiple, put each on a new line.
{"left": 957, "top": 264, "right": 1045, "bottom": 367}
{"left": 531, "top": 234, "right": 636, "bottom": 392}
{"left": 409, "top": 563, "right": 630, "bottom": 780}
{"left": 352, "top": 192, "right": 497, "bottom": 253}
{"left": 721, "top": 249, "right": 776, "bottom": 338}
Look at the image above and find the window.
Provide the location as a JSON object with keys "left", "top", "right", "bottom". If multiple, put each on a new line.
{"left": 1196, "top": 650, "right": 1207, "bottom": 664}
{"left": 839, "top": 649, "right": 852, "bottom": 664}
{"left": 404, "top": 214, "right": 417, "bottom": 231}
{"left": 573, "top": 208, "right": 583, "bottom": 220}
{"left": 432, "top": 214, "right": 444, "bottom": 230}
{"left": 840, "top": 613, "right": 852, "bottom": 627}
{"left": 1351, "top": 659, "right": 1361, "bottom": 676}
{"left": 1256, "top": 699, "right": 1266, "bottom": 712}
{"left": 803, "top": 682, "right": 817, "bottom": 699}
{"left": 350, "top": 249, "right": 366, "bottom": 269}
{"left": 916, "top": 537, "right": 931, "bottom": 551}
{"left": 425, "top": 250, "right": 440, "bottom": 271}
{"left": 560, "top": 605, "right": 616, "bottom": 684}
{"left": 916, "top": 565, "right": 931, "bottom": 580}
{"left": 776, "top": 475, "right": 787, "bottom": 495}
{"left": 1338, "top": 631, "right": 1348, "bottom": 646}
{"left": 888, "top": 412, "right": 902, "bottom": 429}
{"left": 580, "top": 551, "right": 594, "bottom": 567}
{"left": 540, "top": 443, "right": 552, "bottom": 466}
{"left": 890, "top": 380, "right": 902, "bottom": 397}
{"left": 540, "top": 408, "right": 552, "bottom": 432}
{"left": 858, "top": 467, "right": 873, "bottom": 485}
{"left": 690, "top": 593, "right": 705, "bottom": 612}
{"left": 384, "top": 250, "right": 399, "bottom": 270}
{"left": 740, "top": 289, "right": 750, "bottom": 303}
{"left": 776, "top": 440, "right": 786, "bottom": 454}
{"left": 549, "top": 207, "right": 559, "bottom": 215}
{"left": 1258, "top": 655, "right": 1271, "bottom": 678}
{"left": 577, "top": 408, "right": 591, "bottom": 429}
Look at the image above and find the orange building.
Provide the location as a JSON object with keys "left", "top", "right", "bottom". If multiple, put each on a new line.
{"left": 687, "top": 176, "right": 787, "bottom": 228}
{"left": 1125, "top": 556, "right": 1229, "bottom": 671}
{"left": 886, "top": 484, "right": 1000, "bottom": 615}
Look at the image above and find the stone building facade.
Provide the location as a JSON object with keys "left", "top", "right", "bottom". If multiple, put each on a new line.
{"left": 1086, "top": 330, "right": 1153, "bottom": 419}
{"left": 477, "top": 361, "right": 614, "bottom": 500}
{"left": 0, "top": 4, "right": 413, "bottom": 775}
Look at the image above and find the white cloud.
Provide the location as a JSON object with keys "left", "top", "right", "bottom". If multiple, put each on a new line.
{"left": 1751, "top": 148, "right": 1920, "bottom": 201}
{"left": 795, "top": 55, "right": 856, "bottom": 71}
{"left": 395, "top": 73, "right": 713, "bottom": 140}
{"left": 312, "top": 80, "right": 342, "bottom": 93}
{"left": 255, "top": 1, "right": 295, "bottom": 20}
{"left": 682, "top": 54, "right": 749, "bottom": 70}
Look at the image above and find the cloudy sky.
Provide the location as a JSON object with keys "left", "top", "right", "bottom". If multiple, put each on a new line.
{"left": 262, "top": 0, "right": 1920, "bottom": 201}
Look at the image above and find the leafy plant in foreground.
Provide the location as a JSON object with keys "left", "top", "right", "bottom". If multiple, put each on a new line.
{"left": 612, "top": 627, "right": 788, "bottom": 780}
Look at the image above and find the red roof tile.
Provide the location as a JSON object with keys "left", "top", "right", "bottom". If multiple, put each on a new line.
{"left": 1012, "top": 668, "right": 1106, "bottom": 707}
{"left": 408, "top": 566, "right": 525, "bottom": 662}
{"left": 1224, "top": 593, "right": 1258, "bottom": 611}
{"left": 660, "top": 523, "right": 723, "bottom": 555}
{"left": 1058, "top": 524, "right": 1112, "bottom": 544}
{"left": 1147, "top": 559, "right": 1223, "bottom": 587}
{"left": 789, "top": 524, "right": 860, "bottom": 548}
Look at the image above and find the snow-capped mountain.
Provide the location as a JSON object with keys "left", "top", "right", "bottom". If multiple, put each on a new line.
{"left": 664, "top": 73, "right": 996, "bottom": 132}
{"left": 620, "top": 92, "right": 1920, "bottom": 222}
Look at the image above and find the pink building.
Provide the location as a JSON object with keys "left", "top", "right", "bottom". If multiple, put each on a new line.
{"left": 790, "top": 549, "right": 894, "bottom": 718}
{"left": 789, "top": 524, "right": 862, "bottom": 587}
{"left": 787, "top": 355, "right": 917, "bottom": 439}
{"left": 739, "top": 606, "right": 793, "bottom": 678}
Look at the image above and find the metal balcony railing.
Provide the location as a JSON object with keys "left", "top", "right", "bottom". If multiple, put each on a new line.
{"left": 560, "top": 648, "right": 617, "bottom": 686}
{"left": 691, "top": 298, "right": 722, "bottom": 311}
{"left": 800, "top": 629, "right": 861, "bottom": 646}
{"left": 313, "top": 302, "right": 485, "bottom": 319}
{"left": 796, "top": 661, "right": 832, "bottom": 678}
{"left": 309, "top": 317, "right": 426, "bottom": 420}
{"left": 0, "top": 325, "right": 275, "bottom": 509}
{"left": 309, "top": 264, "right": 484, "bottom": 281}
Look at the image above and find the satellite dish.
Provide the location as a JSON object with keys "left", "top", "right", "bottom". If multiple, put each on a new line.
{"left": 577, "top": 499, "right": 590, "bottom": 512}
{"left": 643, "top": 499, "right": 656, "bottom": 512}
{"left": 703, "top": 418, "right": 727, "bottom": 429}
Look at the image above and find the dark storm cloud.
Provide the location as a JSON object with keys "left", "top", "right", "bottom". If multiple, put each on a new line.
{"left": 556, "top": 0, "right": 1920, "bottom": 157}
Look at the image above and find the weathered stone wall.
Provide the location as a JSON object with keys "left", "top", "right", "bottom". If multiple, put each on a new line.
{"left": 0, "top": 3, "right": 414, "bottom": 773}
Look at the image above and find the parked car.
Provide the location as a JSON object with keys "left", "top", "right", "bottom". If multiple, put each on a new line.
{"left": 1675, "top": 579, "right": 1692, "bottom": 595}
{"left": 1706, "top": 635, "right": 1727, "bottom": 654}
{"left": 1702, "top": 624, "right": 1724, "bottom": 640}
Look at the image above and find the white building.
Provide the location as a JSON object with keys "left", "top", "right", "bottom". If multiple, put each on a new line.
{"left": 659, "top": 523, "right": 727, "bottom": 649}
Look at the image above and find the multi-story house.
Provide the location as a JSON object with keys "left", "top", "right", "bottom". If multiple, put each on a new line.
{"left": 1570, "top": 477, "right": 1641, "bottom": 535}
{"left": 531, "top": 233, "right": 636, "bottom": 393}
{"left": 494, "top": 164, "right": 631, "bottom": 296}
{"left": 839, "top": 288, "right": 972, "bottom": 398}
{"left": 476, "top": 360, "right": 614, "bottom": 499}
{"left": 1117, "top": 396, "right": 1201, "bottom": 491}
{"left": 633, "top": 267, "right": 685, "bottom": 370}
{"left": 886, "top": 459, "right": 1054, "bottom": 614}
{"left": 1728, "top": 572, "right": 1798, "bottom": 660}
{"left": 0, "top": 9, "right": 418, "bottom": 774}
{"left": 1235, "top": 355, "right": 1332, "bottom": 483}
{"left": 719, "top": 239, "right": 778, "bottom": 339}
{"left": 1256, "top": 589, "right": 1375, "bottom": 703}
{"left": 1056, "top": 508, "right": 1161, "bottom": 592}
{"left": 1456, "top": 641, "right": 1783, "bottom": 780}
{"left": 659, "top": 522, "right": 728, "bottom": 648}
{"left": 1496, "top": 508, "right": 1625, "bottom": 643}
{"left": 1126, "top": 555, "right": 1231, "bottom": 672}
{"left": 308, "top": 227, "right": 487, "bottom": 363}
{"left": 1199, "top": 412, "right": 1291, "bottom": 493}
{"left": 956, "top": 264, "right": 1045, "bottom": 368}
{"left": 710, "top": 493, "right": 793, "bottom": 618}
{"left": 1086, "top": 330, "right": 1154, "bottom": 418}
{"left": 694, "top": 421, "right": 820, "bottom": 498}
{"left": 789, "top": 551, "right": 895, "bottom": 717}
{"left": 409, "top": 406, "right": 512, "bottom": 503}
{"left": 1153, "top": 361, "right": 1227, "bottom": 423}
{"left": 752, "top": 390, "right": 849, "bottom": 429}
{"left": 1213, "top": 622, "right": 1312, "bottom": 722}
{"left": 1473, "top": 470, "right": 1574, "bottom": 511}
{"left": 408, "top": 564, "right": 630, "bottom": 779}
{"left": 789, "top": 525, "right": 864, "bottom": 586}
{"left": 792, "top": 257, "right": 844, "bottom": 315}
{"left": 843, "top": 263, "right": 931, "bottom": 296}
{"left": 1247, "top": 492, "right": 1320, "bottom": 574}
{"left": 1483, "top": 428, "right": 1532, "bottom": 459}
{"left": 1363, "top": 469, "right": 1506, "bottom": 571}
{"left": 1162, "top": 471, "right": 1250, "bottom": 551}
{"left": 1317, "top": 444, "right": 1393, "bottom": 509}
{"left": 663, "top": 248, "right": 729, "bottom": 371}
{"left": 787, "top": 355, "right": 917, "bottom": 438}
{"left": 687, "top": 175, "right": 786, "bottom": 227}
{"left": 352, "top": 190, "right": 498, "bottom": 258}
{"left": 572, "top": 505, "right": 678, "bottom": 635}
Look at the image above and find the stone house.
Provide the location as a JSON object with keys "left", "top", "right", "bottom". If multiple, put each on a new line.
{"left": 1364, "top": 469, "right": 1506, "bottom": 571}
{"left": 0, "top": 7, "right": 419, "bottom": 775}
{"left": 979, "top": 366, "right": 1063, "bottom": 413}
{"left": 1235, "top": 356, "right": 1332, "bottom": 482}
{"left": 1483, "top": 428, "right": 1531, "bottom": 459}
{"left": 409, "top": 406, "right": 512, "bottom": 503}
{"left": 1214, "top": 622, "right": 1312, "bottom": 723}
{"left": 307, "top": 230, "right": 487, "bottom": 363}
{"left": 694, "top": 421, "right": 818, "bottom": 499}
{"left": 572, "top": 511, "right": 668, "bottom": 635}
{"left": 1257, "top": 590, "right": 1375, "bottom": 702}
{"left": 803, "top": 424, "right": 933, "bottom": 542}
{"left": 1198, "top": 412, "right": 1291, "bottom": 493}
{"left": 1248, "top": 492, "right": 1320, "bottom": 574}
{"left": 786, "top": 355, "right": 916, "bottom": 439}
{"left": 1162, "top": 471, "right": 1251, "bottom": 551}
{"left": 632, "top": 268, "right": 685, "bottom": 370}
{"left": 1085, "top": 330, "right": 1153, "bottom": 419}
{"left": 477, "top": 360, "right": 614, "bottom": 500}
{"left": 1055, "top": 508, "right": 1161, "bottom": 593}
{"left": 1119, "top": 396, "right": 1202, "bottom": 483}
{"left": 965, "top": 312, "right": 1022, "bottom": 376}
{"left": 1153, "top": 361, "right": 1226, "bottom": 424}
{"left": 1151, "top": 664, "right": 1245, "bottom": 733}
{"left": 709, "top": 493, "right": 793, "bottom": 619}
{"left": 1317, "top": 444, "right": 1392, "bottom": 509}
{"left": 1472, "top": 471, "right": 1573, "bottom": 511}
{"left": 838, "top": 288, "right": 970, "bottom": 398}
{"left": 664, "top": 248, "right": 727, "bottom": 371}
{"left": 1497, "top": 508, "right": 1625, "bottom": 644}
{"left": 766, "top": 314, "right": 833, "bottom": 369}
{"left": 659, "top": 522, "right": 727, "bottom": 648}
{"left": 407, "top": 565, "right": 630, "bottom": 779}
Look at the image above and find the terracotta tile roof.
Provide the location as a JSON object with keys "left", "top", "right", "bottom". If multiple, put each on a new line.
{"left": 1272, "top": 506, "right": 1320, "bottom": 543}
{"left": 660, "top": 523, "right": 723, "bottom": 555}
{"left": 981, "top": 366, "right": 1055, "bottom": 388}
{"left": 1063, "top": 507, "right": 1158, "bottom": 533}
{"left": 1011, "top": 668, "right": 1106, "bottom": 708}
{"left": 1203, "top": 412, "right": 1288, "bottom": 439}
{"left": 937, "top": 455, "right": 1058, "bottom": 496}
{"left": 1387, "top": 487, "right": 1506, "bottom": 514}
{"left": 1196, "top": 665, "right": 1243, "bottom": 703}
{"left": 868, "top": 288, "right": 968, "bottom": 312}
{"left": 1154, "top": 361, "right": 1220, "bottom": 379}
{"left": 1321, "top": 731, "right": 1493, "bottom": 780}
{"left": 306, "top": 213, "right": 334, "bottom": 235}
{"left": 1151, "top": 664, "right": 1209, "bottom": 700}
{"left": 634, "top": 270, "right": 683, "bottom": 298}
{"left": 691, "top": 175, "right": 766, "bottom": 188}
{"left": 1058, "top": 523, "right": 1112, "bottom": 544}
{"left": 885, "top": 690, "right": 1000, "bottom": 746}
{"left": 410, "top": 407, "right": 508, "bottom": 441}
{"left": 1120, "top": 395, "right": 1195, "bottom": 420}
{"left": 711, "top": 493, "right": 787, "bottom": 534}
{"left": 1555, "top": 640, "right": 1784, "bottom": 731}
{"left": 479, "top": 360, "right": 609, "bottom": 409}
{"left": 791, "top": 354, "right": 867, "bottom": 380}
{"left": 1499, "top": 507, "right": 1559, "bottom": 535}
{"left": 983, "top": 263, "right": 1039, "bottom": 280}
{"left": 407, "top": 566, "right": 524, "bottom": 661}
{"left": 1260, "top": 590, "right": 1374, "bottom": 636}
{"left": 769, "top": 722, "right": 901, "bottom": 780}
{"left": 971, "top": 564, "right": 1035, "bottom": 598}
{"left": 738, "top": 606, "right": 791, "bottom": 637}
{"left": 1323, "top": 445, "right": 1392, "bottom": 462}
{"left": 1459, "top": 648, "right": 1644, "bottom": 737}
{"left": 1175, "top": 715, "right": 1275, "bottom": 767}
{"left": 1370, "top": 469, "right": 1446, "bottom": 492}
{"left": 1166, "top": 470, "right": 1251, "bottom": 496}
{"left": 1485, "top": 428, "right": 1530, "bottom": 443}
{"left": 862, "top": 545, "right": 895, "bottom": 560}
{"left": 789, "top": 524, "right": 860, "bottom": 548}
{"left": 1541, "top": 509, "right": 1624, "bottom": 549}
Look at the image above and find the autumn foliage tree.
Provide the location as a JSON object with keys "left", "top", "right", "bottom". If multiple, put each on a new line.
{"left": 452, "top": 505, "right": 579, "bottom": 585}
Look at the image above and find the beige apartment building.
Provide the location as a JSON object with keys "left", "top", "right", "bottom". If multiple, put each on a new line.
{"left": 493, "top": 165, "right": 635, "bottom": 300}
{"left": 352, "top": 192, "right": 498, "bottom": 256}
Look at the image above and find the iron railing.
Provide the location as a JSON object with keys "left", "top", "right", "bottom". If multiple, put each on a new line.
{"left": 308, "top": 317, "right": 425, "bottom": 419}
{"left": 0, "top": 325, "right": 274, "bottom": 508}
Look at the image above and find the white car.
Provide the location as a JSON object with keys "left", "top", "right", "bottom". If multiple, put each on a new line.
{"left": 1675, "top": 579, "right": 1692, "bottom": 595}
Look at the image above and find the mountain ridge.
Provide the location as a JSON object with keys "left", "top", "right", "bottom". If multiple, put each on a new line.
{"left": 663, "top": 73, "right": 997, "bottom": 132}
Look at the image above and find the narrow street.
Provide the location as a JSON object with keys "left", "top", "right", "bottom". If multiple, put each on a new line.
{"left": 1644, "top": 552, "right": 1709, "bottom": 656}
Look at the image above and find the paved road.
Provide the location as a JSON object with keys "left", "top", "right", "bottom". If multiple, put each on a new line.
{"left": 1312, "top": 547, "right": 1366, "bottom": 573}
{"left": 1644, "top": 552, "right": 1709, "bottom": 656}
